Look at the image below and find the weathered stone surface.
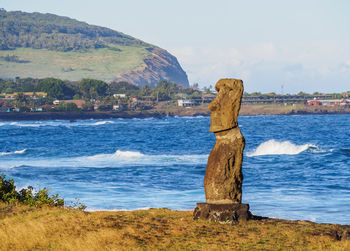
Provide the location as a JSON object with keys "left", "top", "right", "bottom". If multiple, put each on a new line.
{"left": 208, "top": 79, "right": 244, "bottom": 133}
{"left": 204, "top": 78, "right": 245, "bottom": 204}
{"left": 193, "top": 203, "right": 251, "bottom": 222}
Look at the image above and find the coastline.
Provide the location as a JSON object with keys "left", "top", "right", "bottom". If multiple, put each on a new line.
{"left": 0, "top": 104, "right": 349, "bottom": 121}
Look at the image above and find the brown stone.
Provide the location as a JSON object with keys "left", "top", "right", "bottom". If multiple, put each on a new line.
{"left": 193, "top": 203, "right": 251, "bottom": 222}
{"left": 204, "top": 78, "right": 245, "bottom": 204}
{"left": 208, "top": 79, "right": 244, "bottom": 133}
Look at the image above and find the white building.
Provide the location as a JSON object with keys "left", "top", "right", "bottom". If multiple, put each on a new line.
{"left": 177, "top": 99, "right": 195, "bottom": 107}
{"left": 113, "top": 94, "right": 126, "bottom": 98}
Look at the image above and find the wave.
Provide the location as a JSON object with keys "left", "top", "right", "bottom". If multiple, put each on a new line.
{"left": 4, "top": 149, "right": 208, "bottom": 169}
{"left": 9, "top": 122, "right": 41, "bottom": 127}
{"left": 74, "top": 149, "right": 207, "bottom": 167}
{"left": 2, "top": 120, "right": 122, "bottom": 128}
{"left": 93, "top": 121, "right": 115, "bottom": 126}
{"left": 0, "top": 149, "right": 27, "bottom": 156}
{"left": 86, "top": 149, "right": 144, "bottom": 160}
{"left": 246, "top": 140, "right": 320, "bottom": 157}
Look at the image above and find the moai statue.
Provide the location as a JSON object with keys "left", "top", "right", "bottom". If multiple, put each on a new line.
{"left": 194, "top": 78, "right": 250, "bottom": 222}
{"left": 205, "top": 78, "right": 245, "bottom": 204}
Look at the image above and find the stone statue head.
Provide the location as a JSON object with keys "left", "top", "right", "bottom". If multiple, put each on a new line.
{"left": 208, "top": 78, "right": 244, "bottom": 133}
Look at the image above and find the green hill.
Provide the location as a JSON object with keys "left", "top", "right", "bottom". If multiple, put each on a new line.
{"left": 0, "top": 9, "right": 189, "bottom": 87}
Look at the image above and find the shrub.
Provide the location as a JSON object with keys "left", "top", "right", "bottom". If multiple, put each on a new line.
{"left": 0, "top": 174, "right": 64, "bottom": 207}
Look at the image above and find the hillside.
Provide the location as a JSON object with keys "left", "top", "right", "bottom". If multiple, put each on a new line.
{"left": 0, "top": 9, "right": 189, "bottom": 87}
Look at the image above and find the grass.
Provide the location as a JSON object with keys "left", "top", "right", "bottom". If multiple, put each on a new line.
{"left": 1, "top": 202, "right": 350, "bottom": 250}
{"left": 151, "top": 102, "right": 350, "bottom": 117}
{"left": 240, "top": 104, "right": 350, "bottom": 115}
{"left": 0, "top": 45, "right": 149, "bottom": 82}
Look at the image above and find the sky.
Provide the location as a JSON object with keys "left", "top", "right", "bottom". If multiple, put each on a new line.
{"left": 1, "top": 0, "right": 350, "bottom": 93}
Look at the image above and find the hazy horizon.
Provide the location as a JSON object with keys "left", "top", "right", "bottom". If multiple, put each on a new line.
{"left": 1, "top": 0, "right": 350, "bottom": 93}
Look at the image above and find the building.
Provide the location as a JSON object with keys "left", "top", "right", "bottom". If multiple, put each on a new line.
{"left": 4, "top": 92, "right": 47, "bottom": 99}
{"left": 306, "top": 99, "right": 350, "bottom": 106}
{"left": 130, "top": 96, "right": 139, "bottom": 102}
{"left": 113, "top": 94, "right": 126, "bottom": 98}
{"left": 177, "top": 99, "right": 195, "bottom": 107}
{"left": 53, "top": 100, "right": 86, "bottom": 108}
{"left": 306, "top": 99, "right": 322, "bottom": 106}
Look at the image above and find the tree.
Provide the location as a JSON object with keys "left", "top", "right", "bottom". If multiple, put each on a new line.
{"left": 297, "top": 91, "right": 309, "bottom": 97}
{"left": 141, "top": 85, "right": 152, "bottom": 96}
{"left": 78, "top": 79, "right": 109, "bottom": 99}
{"left": 154, "top": 81, "right": 179, "bottom": 101}
{"left": 81, "top": 101, "right": 94, "bottom": 111}
{"left": 55, "top": 102, "right": 79, "bottom": 112}
{"left": 36, "top": 78, "right": 75, "bottom": 99}
{"left": 109, "top": 81, "right": 139, "bottom": 96}
{"left": 14, "top": 92, "right": 28, "bottom": 107}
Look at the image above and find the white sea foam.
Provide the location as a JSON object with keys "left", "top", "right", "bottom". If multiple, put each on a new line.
{"left": 75, "top": 149, "right": 206, "bottom": 167}
{"left": 86, "top": 149, "right": 144, "bottom": 161}
{"left": 113, "top": 150, "right": 144, "bottom": 158}
{"left": 4, "top": 149, "right": 208, "bottom": 169}
{"left": 14, "top": 123, "right": 41, "bottom": 127}
{"left": 0, "top": 149, "right": 27, "bottom": 156}
{"left": 14, "top": 149, "right": 27, "bottom": 154}
{"left": 93, "top": 121, "right": 115, "bottom": 126}
{"left": 247, "top": 140, "right": 319, "bottom": 157}
{"left": 3, "top": 120, "right": 120, "bottom": 128}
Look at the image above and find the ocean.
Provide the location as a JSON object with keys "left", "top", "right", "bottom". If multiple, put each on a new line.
{"left": 0, "top": 115, "right": 349, "bottom": 224}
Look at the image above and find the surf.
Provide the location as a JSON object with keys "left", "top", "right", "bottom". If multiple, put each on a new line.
{"left": 246, "top": 139, "right": 320, "bottom": 157}
{"left": 5, "top": 149, "right": 208, "bottom": 169}
{"left": 0, "top": 149, "right": 27, "bottom": 156}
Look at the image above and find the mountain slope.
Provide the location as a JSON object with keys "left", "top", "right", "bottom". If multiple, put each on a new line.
{"left": 0, "top": 9, "right": 189, "bottom": 87}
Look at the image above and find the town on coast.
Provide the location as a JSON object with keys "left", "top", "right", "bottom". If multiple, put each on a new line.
{"left": 1, "top": 77, "right": 349, "bottom": 120}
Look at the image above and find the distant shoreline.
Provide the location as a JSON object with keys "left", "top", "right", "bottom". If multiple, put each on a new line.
{"left": 0, "top": 105, "right": 349, "bottom": 121}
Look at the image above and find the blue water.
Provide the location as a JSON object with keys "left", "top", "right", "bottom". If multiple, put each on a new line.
{"left": 0, "top": 115, "right": 349, "bottom": 224}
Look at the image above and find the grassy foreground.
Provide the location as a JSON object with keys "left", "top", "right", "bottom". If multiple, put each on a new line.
{"left": 1, "top": 203, "right": 350, "bottom": 250}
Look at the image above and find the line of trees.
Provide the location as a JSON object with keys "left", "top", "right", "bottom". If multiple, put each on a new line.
{"left": 0, "top": 78, "right": 205, "bottom": 101}
{"left": 0, "top": 9, "right": 147, "bottom": 51}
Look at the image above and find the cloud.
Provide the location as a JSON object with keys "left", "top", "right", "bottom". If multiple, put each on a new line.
{"left": 170, "top": 41, "right": 350, "bottom": 93}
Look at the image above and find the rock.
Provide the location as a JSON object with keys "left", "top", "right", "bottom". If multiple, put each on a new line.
{"left": 193, "top": 203, "right": 251, "bottom": 223}
{"left": 341, "top": 230, "right": 350, "bottom": 241}
{"left": 204, "top": 79, "right": 245, "bottom": 204}
{"left": 117, "top": 47, "right": 189, "bottom": 87}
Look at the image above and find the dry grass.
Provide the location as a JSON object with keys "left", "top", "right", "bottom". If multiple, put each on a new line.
{"left": 240, "top": 104, "right": 350, "bottom": 116}
{"left": 152, "top": 103, "right": 350, "bottom": 117}
{"left": 1, "top": 203, "right": 350, "bottom": 250}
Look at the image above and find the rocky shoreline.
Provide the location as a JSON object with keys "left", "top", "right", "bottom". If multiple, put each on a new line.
{"left": 0, "top": 106, "right": 349, "bottom": 121}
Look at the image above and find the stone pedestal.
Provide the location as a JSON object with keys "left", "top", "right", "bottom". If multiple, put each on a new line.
{"left": 193, "top": 203, "right": 251, "bottom": 223}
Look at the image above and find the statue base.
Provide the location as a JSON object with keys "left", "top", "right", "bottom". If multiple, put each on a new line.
{"left": 193, "top": 203, "right": 251, "bottom": 223}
